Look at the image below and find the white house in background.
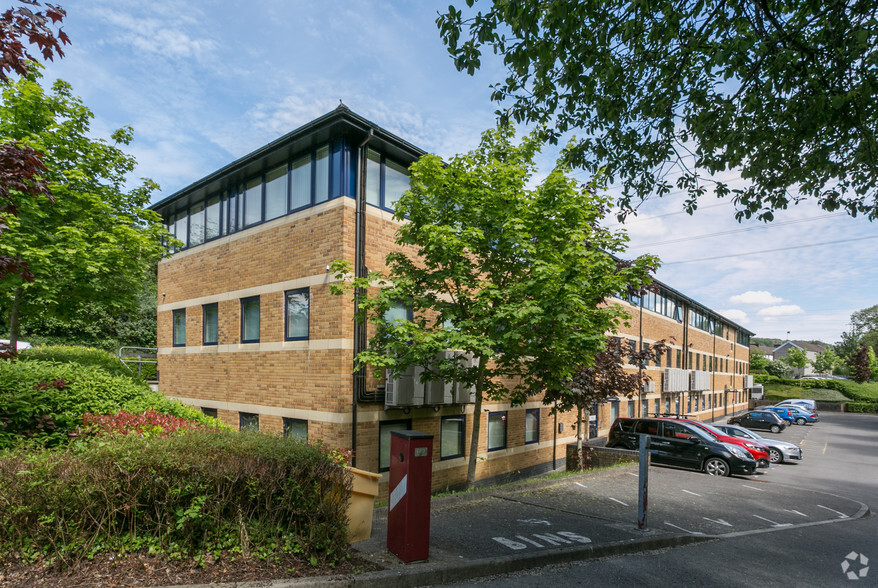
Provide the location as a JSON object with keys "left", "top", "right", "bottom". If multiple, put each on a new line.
{"left": 771, "top": 341, "right": 826, "bottom": 377}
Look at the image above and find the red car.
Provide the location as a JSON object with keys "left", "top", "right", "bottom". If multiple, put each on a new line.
{"left": 673, "top": 418, "right": 771, "bottom": 468}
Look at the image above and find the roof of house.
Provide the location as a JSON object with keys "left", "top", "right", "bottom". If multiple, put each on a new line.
{"left": 775, "top": 341, "right": 826, "bottom": 354}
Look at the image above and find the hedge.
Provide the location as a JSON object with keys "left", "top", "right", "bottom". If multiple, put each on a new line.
{"left": 18, "top": 345, "right": 150, "bottom": 382}
{"left": 0, "top": 431, "right": 351, "bottom": 565}
{"left": 845, "top": 403, "right": 878, "bottom": 414}
{"left": 0, "top": 359, "right": 213, "bottom": 449}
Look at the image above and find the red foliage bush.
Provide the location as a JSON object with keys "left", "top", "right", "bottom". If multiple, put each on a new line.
{"left": 79, "top": 408, "right": 207, "bottom": 438}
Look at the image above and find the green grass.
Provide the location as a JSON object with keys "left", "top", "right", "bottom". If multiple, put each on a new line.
{"left": 764, "top": 384, "right": 850, "bottom": 402}
{"left": 762, "top": 379, "right": 878, "bottom": 403}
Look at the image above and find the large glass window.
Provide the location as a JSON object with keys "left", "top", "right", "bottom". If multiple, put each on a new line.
{"left": 226, "top": 191, "right": 238, "bottom": 234}
{"left": 189, "top": 201, "right": 205, "bottom": 246}
{"left": 285, "top": 289, "right": 309, "bottom": 340}
{"left": 205, "top": 195, "right": 221, "bottom": 240}
{"left": 174, "top": 213, "right": 188, "bottom": 249}
{"left": 487, "top": 412, "right": 507, "bottom": 451}
{"left": 239, "top": 412, "right": 259, "bottom": 432}
{"left": 440, "top": 415, "right": 465, "bottom": 459}
{"left": 525, "top": 409, "right": 539, "bottom": 444}
{"left": 283, "top": 418, "right": 307, "bottom": 441}
{"left": 365, "top": 148, "right": 381, "bottom": 207}
{"left": 241, "top": 296, "right": 260, "bottom": 343}
{"left": 314, "top": 146, "right": 329, "bottom": 204}
{"left": 172, "top": 309, "right": 186, "bottom": 347}
{"left": 384, "top": 159, "right": 409, "bottom": 210}
{"left": 379, "top": 420, "right": 411, "bottom": 471}
{"left": 202, "top": 303, "right": 218, "bottom": 345}
{"left": 290, "top": 154, "right": 311, "bottom": 210}
{"left": 243, "top": 177, "right": 262, "bottom": 227}
{"left": 384, "top": 301, "right": 411, "bottom": 323}
{"left": 264, "top": 164, "right": 288, "bottom": 221}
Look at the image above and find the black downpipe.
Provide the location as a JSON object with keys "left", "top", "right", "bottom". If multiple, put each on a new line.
{"left": 351, "top": 130, "right": 373, "bottom": 467}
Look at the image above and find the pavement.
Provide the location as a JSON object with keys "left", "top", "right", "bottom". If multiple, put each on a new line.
{"left": 167, "top": 414, "right": 872, "bottom": 588}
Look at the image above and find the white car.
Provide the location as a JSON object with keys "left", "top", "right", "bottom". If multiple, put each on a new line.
{"left": 714, "top": 424, "right": 803, "bottom": 464}
{"left": 774, "top": 398, "right": 817, "bottom": 412}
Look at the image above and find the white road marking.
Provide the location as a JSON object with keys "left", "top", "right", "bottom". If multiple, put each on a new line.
{"left": 742, "top": 484, "right": 765, "bottom": 492}
{"left": 784, "top": 509, "right": 809, "bottom": 517}
{"left": 627, "top": 472, "right": 638, "bottom": 477}
{"left": 822, "top": 442, "right": 828, "bottom": 455}
{"left": 702, "top": 517, "right": 732, "bottom": 527}
{"left": 753, "top": 514, "right": 792, "bottom": 527}
{"left": 665, "top": 522, "right": 704, "bottom": 535}
{"left": 575, "top": 482, "right": 587, "bottom": 489}
{"left": 817, "top": 504, "right": 849, "bottom": 519}
{"left": 682, "top": 489, "right": 702, "bottom": 497}
{"left": 516, "top": 519, "right": 551, "bottom": 526}
{"left": 516, "top": 535, "right": 545, "bottom": 547}
{"left": 608, "top": 497, "right": 629, "bottom": 506}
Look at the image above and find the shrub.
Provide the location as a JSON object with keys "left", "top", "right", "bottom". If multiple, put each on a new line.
{"left": 0, "top": 359, "right": 213, "bottom": 449}
{"left": 0, "top": 430, "right": 352, "bottom": 565}
{"left": 845, "top": 402, "right": 878, "bottom": 413}
{"left": 79, "top": 409, "right": 210, "bottom": 439}
{"left": 18, "top": 345, "right": 147, "bottom": 381}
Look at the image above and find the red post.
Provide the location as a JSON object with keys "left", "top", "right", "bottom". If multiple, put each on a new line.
{"left": 387, "top": 430, "right": 433, "bottom": 563}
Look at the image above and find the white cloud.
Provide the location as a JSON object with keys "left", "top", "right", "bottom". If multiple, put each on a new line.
{"left": 729, "top": 291, "right": 784, "bottom": 305}
{"left": 757, "top": 305, "right": 804, "bottom": 318}
{"left": 719, "top": 309, "right": 749, "bottom": 323}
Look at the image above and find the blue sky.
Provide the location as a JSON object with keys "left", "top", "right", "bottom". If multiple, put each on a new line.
{"left": 38, "top": 0, "right": 875, "bottom": 345}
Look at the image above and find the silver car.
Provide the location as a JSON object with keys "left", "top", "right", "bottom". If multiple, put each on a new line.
{"left": 714, "top": 424, "right": 803, "bottom": 464}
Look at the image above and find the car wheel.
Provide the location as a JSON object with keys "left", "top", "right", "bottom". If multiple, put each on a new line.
{"left": 704, "top": 457, "right": 730, "bottom": 477}
{"left": 768, "top": 448, "right": 783, "bottom": 463}
{"left": 795, "top": 418, "right": 806, "bottom": 425}
{"left": 770, "top": 425, "right": 781, "bottom": 433}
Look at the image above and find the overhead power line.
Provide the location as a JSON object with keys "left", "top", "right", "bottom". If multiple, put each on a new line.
{"left": 661, "top": 235, "right": 878, "bottom": 265}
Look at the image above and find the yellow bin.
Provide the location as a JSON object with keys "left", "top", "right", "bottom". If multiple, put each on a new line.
{"left": 345, "top": 466, "right": 381, "bottom": 543}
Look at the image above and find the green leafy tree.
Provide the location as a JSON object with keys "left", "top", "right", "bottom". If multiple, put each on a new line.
{"left": 332, "top": 126, "right": 657, "bottom": 489}
{"left": 850, "top": 304, "right": 878, "bottom": 351}
{"left": 846, "top": 342, "right": 876, "bottom": 383}
{"left": 0, "top": 70, "right": 167, "bottom": 350}
{"left": 749, "top": 348, "right": 771, "bottom": 373}
{"left": 437, "top": 0, "right": 878, "bottom": 221}
{"left": 764, "top": 356, "right": 791, "bottom": 378}
{"left": 810, "top": 349, "right": 841, "bottom": 376}
{"left": 784, "top": 347, "right": 810, "bottom": 375}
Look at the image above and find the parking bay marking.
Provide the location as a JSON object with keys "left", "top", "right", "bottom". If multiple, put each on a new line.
{"left": 784, "top": 509, "right": 809, "bottom": 517}
{"left": 682, "top": 489, "right": 702, "bottom": 497}
{"left": 817, "top": 504, "right": 849, "bottom": 519}
{"left": 492, "top": 532, "right": 592, "bottom": 551}
{"left": 607, "top": 497, "right": 629, "bottom": 507}
{"left": 742, "top": 485, "right": 765, "bottom": 492}
{"left": 702, "top": 517, "right": 732, "bottom": 527}
{"left": 665, "top": 522, "right": 704, "bottom": 535}
{"left": 753, "top": 514, "right": 792, "bottom": 527}
{"left": 575, "top": 482, "right": 587, "bottom": 489}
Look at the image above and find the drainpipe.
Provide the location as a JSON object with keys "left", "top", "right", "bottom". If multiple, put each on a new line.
{"left": 352, "top": 130, "right": 373, "bottom": 467}
{"left": 638, "top": 297, "right": 644, "bottom": 416}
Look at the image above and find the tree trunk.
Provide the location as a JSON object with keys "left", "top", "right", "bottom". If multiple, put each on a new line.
{"left": 465, "top": 354, "right": 487, "bottom": 491}
{"left": 7, "top": 286, "right": 23, "bottom": 351}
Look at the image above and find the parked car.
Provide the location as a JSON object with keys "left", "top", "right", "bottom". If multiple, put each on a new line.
{"left": 713, "top": 424, "right": 803, "bottom": 464}
{"left": 607, "top": 417, "right": 757, "bottom": 477}
{"left": 671, "top": 418, "right": 771, "bottom": 468}
{"left": 780, "top": 405, "right": 819, "bottom": 425}
{"left": 763, "top": 406, "right": 797, "bottom": 425}
{"left": 774, "top": 398, "right": 818, "bottom": 411}
{"left": 728, "top": 410, "right": 788, "bottom": 434}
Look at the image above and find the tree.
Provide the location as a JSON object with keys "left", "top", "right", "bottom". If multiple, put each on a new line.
{"left": 437, "top": 1, "right": 878, "bottom": 222}
{"left": 784, "top": 346, "right": 810, "bottom": 375}
{"left": 543, "top": 336, "right": 667, "bottom": 469}
{"left": 332, "top": 126, "right": 657, "bottom": 489}
{"left": 810, "top": 349, "right": 841, "bottom": 376}
{"left": 749, "top": 348, "right": 771, "bottom": 374}
{"left": 846, "top": 342, "right": 876, "bottom": 383}
{"left": 850, "top": 304, "right": 878, "bottom": 351}
{"left": 0, "top": 71, "right": 167, "bottom": 351}
{"left": 764, "top": 357, "right": 790, "bottom": 378}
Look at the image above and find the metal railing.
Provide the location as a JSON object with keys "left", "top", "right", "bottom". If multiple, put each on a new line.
{"left": 118, "top": 346, "right": 157, "bottom": 379}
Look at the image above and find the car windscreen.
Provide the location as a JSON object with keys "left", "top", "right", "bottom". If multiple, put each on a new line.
{"left": 698, "top": 422, "right": 726, "bottom": 438}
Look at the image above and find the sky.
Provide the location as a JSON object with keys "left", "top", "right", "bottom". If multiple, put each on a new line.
{"left": 35, "top": 0, "right": 876, "bottom": 346}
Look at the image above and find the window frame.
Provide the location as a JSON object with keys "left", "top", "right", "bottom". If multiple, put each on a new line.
{"left": 282, "top": 417, "right": 308, "bottom": 441}
{"left": 172, "top": 309, "right": 186, "bottom": 347}
{"left": 440, "top": 415, "right": 465, "bottom": 460}
{"left": 240, "top": 296, "right": 261, "bottom": 344}
{"left": 524, "top": 408, "right": 540, "bottom": 445}
{"left": 201, "top": 407, "right": 217, "bottom": 418}
{"left": 284, "top": 288, "right": 310, "bottom": 341}
{"left": 487, "top": 411, "right": 507, "bottom": 452}
{"left": 202, "top": 303, "right": 218, "bottom": 346}
{"left": 239, "top": 412, "right": 259, "bottom": 432}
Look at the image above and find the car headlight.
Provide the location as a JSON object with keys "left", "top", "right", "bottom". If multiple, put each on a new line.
{"left": 724, "top": 444, "right": 750, "bottom": 460}
{"left": 743, "top": 443, "right": 761, "bottom": 451}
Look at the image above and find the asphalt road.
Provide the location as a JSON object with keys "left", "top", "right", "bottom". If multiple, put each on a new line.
{"left": 433, "top": 412, "right": 878, "bottom": 587}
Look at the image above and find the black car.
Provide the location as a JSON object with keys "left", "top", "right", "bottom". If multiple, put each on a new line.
{"left": 727, "top": 410, "right": 787, "bottom": 433}
{"left": 607, "top": 417, "right": 757, "bottom": 477}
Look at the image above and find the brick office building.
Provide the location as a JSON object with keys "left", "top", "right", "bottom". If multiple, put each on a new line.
{"left": 152, "top": 106, "right": 753, "bottom": 493}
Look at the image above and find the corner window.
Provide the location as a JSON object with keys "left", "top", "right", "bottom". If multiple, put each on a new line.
{"left": 283, "top": 418, "right": 307, "bottom": 441}
{"left": 379, "top": 420, "right": 411, "bottom": 472}
{"left": 440, "top": 415, "right": 465, "bottom": 460}
{"left": 487, "top": 412, "right": 507, "bottom": 451}
{"left": 241, "top": 296, "right": 260, "bottom": 343}
{"left": 525, "top": 409, "right": 539, "bottom": 444}
{"left": 285, "top": 289, "right": 309, "bottom": 340}
{"left": 239, "top": 412, "right": 259, "bottom": 432}
{"left": 205, "top": 194, "right": 221, "bottom": 240}
{"left": 172, "top": 309, "right": 186, "bottom": 347}
{"left": 365, "top": 149, "right": 381, "bottom": 207}
{"left": 314, "top": 146, "right": 329, "bottom": 204}
{"left": 202, "top": 303, "right": 218, "bottom": 345}
{"left": 189, "top": 201, "right": 205, "bottom": 246}
{"left": 384, "top": 159, "right": 410, "bottom": 210}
